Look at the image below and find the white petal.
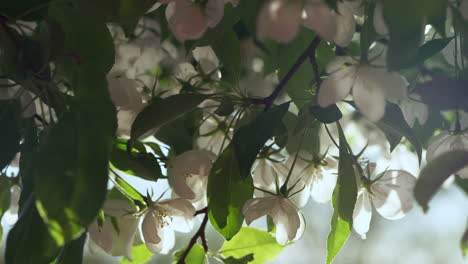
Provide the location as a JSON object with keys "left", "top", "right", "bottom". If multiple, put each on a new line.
{"left": 400, "top": 97, "right": 429, "bottom": 127}
{"left": 318, "top": 65, "right": 357, "bottom": 107}
{"left": 206, "top": 0, "right": 225, "bottom": 28}
{"left": 142, "top": 211, "right": 163, "bottom": 253}
{"left": 88, "top": 220, "right": 113, "bottom": 253}
{"left": 426, "top": 131, "right": 451, "bottom": 162}
{"left": 334, "top": 2, "right": 356, "bottom": 47}
{"left": 373, "top": 2, "right": 389, "bottom": 35}
{"left": 166, "top": 0, "right": 208, "bottom": 41}
{"left": 109, "top": 216, "right": 140, "bottom": 260}
{"left": 352, "top": 67, "right": 386, "bottom": 122}
{"left": 310, "top": 167, "right": 338, "bottom": 204}
{"left": 155, "top": 199, "right": 195, "bottom": 232}
{"left": 371, "top": 170, "right": 416, "bottom": 220}
{"left": 159, "top": 226, "right": 176, "bottom": 254}
{"left": 242, "top": 196, "right": 278, "bottom": 225}
{"left": 271, "top": 197, "right": 301, "bottom": 245}
{"left": 192, "top": 46, "right": 219, "bottom": 74}
{"left": 370, "top": 68, "right": 407, "bottom": 101}
{"left": 352, "top": 188, "right": 373, "bottom": 239}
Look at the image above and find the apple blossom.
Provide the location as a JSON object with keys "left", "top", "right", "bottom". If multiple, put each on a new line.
{"left": 88, "top": 200, "right": 140, "bottom": 260}
{"left": 373, "top": 2, "right": 389, "bottom": 36}
{"left": 141, "top": 198, "right": 195, "bottom": 253}
{"left": 318, "top": 56, "right": 407, "bottom": 121}
{"left": 426, "top": 130, "right": 468, "bottom": 179}
{"left": 165, "top": 0, "right": 225, "bottom": 41}
{"left": 167, "top": 150, "right": 217, "bottom": 207}
{"left": 399, "top": 95, "right": 429, "bottom": 127}
{"left": 352, "top": 164, "right": 416, "bottom": 239}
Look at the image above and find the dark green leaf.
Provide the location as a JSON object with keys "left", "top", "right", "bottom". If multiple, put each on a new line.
{"left": 414, "top": 78, "right": 468, "bottom": 111}
{"left": 55, "top": 232, "right": 86, "bottom": 264}
{"left": 215, "top": 97, "right": 235, "bottom": 117}
{"left": 399, "top": 38, "right": 453, "bottom": 69}
{"left": 212, "top": 29, "right": 241, "bottom": 83}
{"left": 455, "top": 176, "right": 468, "bottom": 196}
{"left": 5, "top": 194, "right": 60, "bottom": 264}
{"left": 208, "top": 103, "right": 289, "bottom": 239}
{"left": 130, "top": 94, "right": 208, "bottom": 147}
{"left": 326, "top": 122, "right": 357, "bottom": 264}
{"left": 414, "top": 150, "right": 468, "bottom": 212}
{"left": 173, "top": 244, "right": 206, "bottom": 264}
{"left": 0, "top": 100, "right": 21, "bottom": 171}
{"left": 221, "top": 254, "right": 254, "bottom": 264}
{"left": 0, "top": 0, "right": 49, "bottom": 20}
{"left": 282, "top": 111, "right": 321, "bottom": 155}
{"left": 309, "top": 104, "right": 342, "bottom": 124}
{"left": 219, "top": 227, "right": 284, "bottom": 264}
{"left": 111, "top": 142, "right": 161, "bottom": 182}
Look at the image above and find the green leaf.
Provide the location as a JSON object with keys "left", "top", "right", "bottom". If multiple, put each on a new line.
{"left": 208, "top": 103, "right": 289, "bottom": 239}
{"left": 0, "top": 0, "right": 49, "bottom": 20}
{"left": 34, "top": 69, "right": 116, "bottom": 245}
{"left": 373, "top": 102, "right": 422, "bottom": 163}
{"left": 111, "top": 141, "right": 161, "bottom": 182}
{"left": 212, "top": 29, "right": 241, "bottom": 83}
{"left": 399, "top": 38, "right": 453, "bottom": 69}
{"left": 0, "top": 100, "right": 21, "bottom": 171}
{"left": 282, "top": 111, "right": 321, "bottom": 155}
{"left": 173, "top": 244, "right": 206, "bottom": 264}
{"left": 111, "top": 174, "right": 145, "bottom": 203}
{"left": 121, "top": 244, "right": 153, "bottom": 264}
{"left": 455, "top": 176, "right": 468, "bottom": 196}
{"left": 309, "top": 104, "right": 342, "bottom": 124}
{"left": 414, "top": 150, "right": 468, "bottom": 212}
{"left": 221, "top": 254, "right": 254, "bottom": 264}
{"left": 219, "top": 227, "right": 285, "bottom": 264}
{"left": 55, "top": 232, "right": 86, "bottom": 264}
{"left": 49, "top": 3, "right": 115, "bottom": 74}
{"left": 5, "top": 194, "right": 60, "bottom": 264}
{"left": 414, "top": 78, "right": 468, "bottom": 111}
{"left": 326, "top": 123, "right": 357, "bottom": 264}
{"left": 462, "top": 226, "right": 468, "bottom": 257}
{"left": 130, "top": 94, "right": 208, "bottom": 147}
{"left": 0, "top": 176, "right": 11, "bottom": 241}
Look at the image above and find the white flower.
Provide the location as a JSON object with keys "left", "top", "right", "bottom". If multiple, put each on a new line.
{"left": 197, "top": 117, "right": 230, "bottom": 153}
{"left": 352, "top": 165, "right": 416, "bottom": 239}
{"left": 192, "top": 46, "right": 220, "bottom": 74}
{"left": 88, "top": 200, "right": 140, "bottom": 260}
{"left": 256, "top": 0, "right": 303, "bottom": 43}
{"left": 141, "top": 198, "right": 195, "bottom": 253}
{"left": 426, "top": 131, "right": 468, "bottom": 179}
{"left": 373, "top": 2, "right": 389, "bottom": 36}
{"left": 167, "top": 150, "right": 217, "bottom": 208}
{"left": 243, "top": 195, "right": 305, "bottom": 245}
{"left": 166, "top": 0, "right": 224, "bottom": 41}
{"left": 399, "top": 95, "right": 429, "bottom": 127}
{"left": 302, "top": 1, "right": 356, "bottom": 47}
{"left": 318, "top": 57, "right": 407, "bottom": 121}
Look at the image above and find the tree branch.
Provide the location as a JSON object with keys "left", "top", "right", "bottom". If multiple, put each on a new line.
{"left": 251, "top": 36, "right": 322, "bottom": 111}
{"left": 176, "top": 207, "right": 209, "bottom": 264}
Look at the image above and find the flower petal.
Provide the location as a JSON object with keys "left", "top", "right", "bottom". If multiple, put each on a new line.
{"left": 352, "top": 188, "right": 373, "bottom": 239}
{"left": 272, "top": 197, "right": 301, "bottom": 245}
{"left": 353, "top": 67, "right": 386, "bottom": 122}
{"left": 302, "top": 3, "right": 337, "bottom": 43}
{"left": 310, "top": 166, "right": 338, "bottom": 204}
{"left": 318, "top": 65, "right": 357, "bottom": 107}
{"left": 142, "top": 211, "right": 163, "bottom": 253}
{"left": 257, "top": 0, "right": 302, "bottom": 43}
{"left": 334, "top": 2, "right": 356, "bottom": 47}
{"left": 373, "top": 2, "right": 389, "bottom": 35}
{"left": 242, "top": 196, "right": 277, "bottom": 225}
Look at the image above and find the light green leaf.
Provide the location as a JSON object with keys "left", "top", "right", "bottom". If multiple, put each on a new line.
{"left": 55, "top": 232, "right": 86, "bottom": 264}
{"left": 130, "top": 94, "right": 208, "bottom": 148}
{"left": 173, "top": 244, "right": 206, "bottom": 264}
{"left": 121, "top": 244, "right": 153, "bottom": 264}
{"left": 208, "top": 104, "right": 289, "bottom": 240}
{"left": 219, "top": 227, "right": 284, "bottom": 264}
{"left": 414, "top": 150, "right": 468, "bottom": 212}
{"left": 221, "top": 254, "right": 254, "bottom": 264}
{"left": 326, "top": 123, "right": 357, "bottom": 264}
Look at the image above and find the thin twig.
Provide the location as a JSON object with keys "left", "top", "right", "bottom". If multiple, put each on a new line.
{"left": 177, "top": 207, "right": 209, "bottom": 264}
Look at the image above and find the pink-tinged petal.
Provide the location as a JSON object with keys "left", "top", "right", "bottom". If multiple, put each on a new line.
{"left": 271, "top": 197, "right": 301, "bottom": 245}
{"left": 325, "top": 56, "right": 355, "bottom": 73}
{"left": 109, "top": 216, "right": 140, "bottom": 260}
{"left": 107, "top": 74, "right": 141, "bottom": 110}
{"left": 167, "top": 150, "right": 216, "bottom": 200}
{"left": 302, "top": 3, "right": 337, "bottom": 43}
{"left": 318, "top": 65, "right": 357, "bottom": 107}
{"left": 373, "top": 2, "right": 388, "bottom": 35}
{"left": 156, "top": 198, "right": 196, "bottom": 219}
{"left": 352, "top": 67, "right": 386, "bottom": 122}
{"left": 256, "top": 0, "right": 302, "bottom": 43}
{"left": 371, "top": 170, "right": 416, "bottom": 220}
{"left": 166, "top": 0, "right": 209, "bottom": 41}
{"left": 369, "top": 68, "right": 407, "bottom": 102}
{"left": 142, "top": 211, "right": 163, "bottom": 253}
{"left": 242, "top": 196, "right": 277, "bottom": 225}
{"left": 334, "top": 2, "right": 356, "bottom": 47}
{"left": 400, "top": 97, "right": 429, "bottom": 127}
{"left": 192, "top": 46, "right": 219, "bottom": 74}
{"left": 352, "top": 188, "right": 372, "bottom": 239}
{"left": 310, "top": 166, "right": 338, "bottom": 204}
